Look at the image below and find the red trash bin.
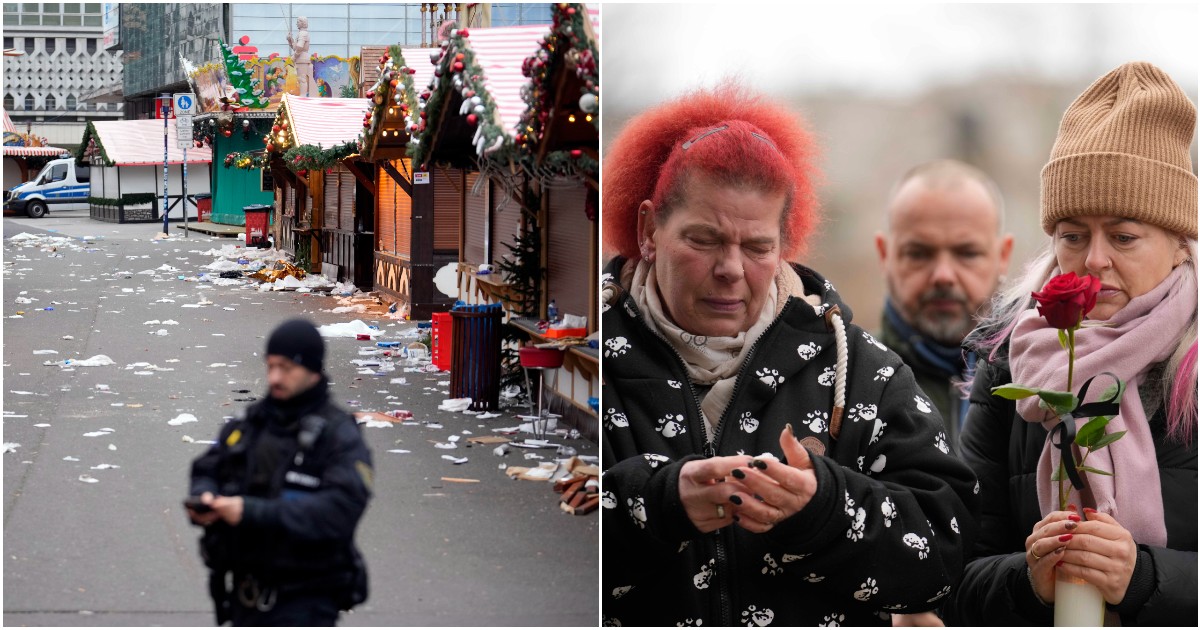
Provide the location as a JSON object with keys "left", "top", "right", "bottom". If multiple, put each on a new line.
{"left": 431, "top": 312, "right": 452, "bottom": 371}
{"left": 243, "top": 204, "right": 271, "bottom": 247}
{"left": 195, "top": 194, "right": 212, "bottom": 222}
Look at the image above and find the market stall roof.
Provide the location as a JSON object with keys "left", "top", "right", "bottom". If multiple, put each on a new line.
{"left": 82, "top": 119, "right": 212, "bottom": 166}
{"left": 279, "top": 95, "right": 371, "bottom": 149}
{"left": 408, "top": 24, "right": 550, "bottom": 168}
{"left": 3, "top": 107, "right": 70, "bottom": 157}
{"left": 357, "top": 46, "right": 439, "bottom": 158}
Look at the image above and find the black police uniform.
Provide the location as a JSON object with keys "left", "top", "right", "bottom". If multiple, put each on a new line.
{"left": 189, "top": 376, "right": 372, "bottom": 626}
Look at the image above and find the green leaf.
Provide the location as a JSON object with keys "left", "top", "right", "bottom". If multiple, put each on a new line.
{"left": 991, "top": 384, "right": 1039, "bottom": 400}
{"left": 1057, "top": 328, "right": 1070, "bottom": 351}
{"left": 1050, "top": 464, "right": 1065, "bottom": 481}
{"left": 1036, "top": 390, "right": 1078, "bottom": 415}
{"left": 1087, "top": 431, "right": 1126, "bottom": 451}
{"left": 1074, "top": 416, "right": 1112, "bottom": 447}
{"left": 1099, "top": 379, "right": 1126, "bottom": 403}
{"left": 1076, "top": 465, "right": 1113, "bottom": 477}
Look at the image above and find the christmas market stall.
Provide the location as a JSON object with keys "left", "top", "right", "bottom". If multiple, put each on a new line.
{"left": 356, "top": 44, "right": 449, "bottom": 319}
{"left": 262, "top": 93, "right": 372, "bottom": 284}
{"left": 77, "top": 119, "right": 212, "bottom": 224}
{"left": 509, "top": 2, "right": 600, "bottom": 436}
{"left": 3, "top": 107, "right": 69, "bottom": 192}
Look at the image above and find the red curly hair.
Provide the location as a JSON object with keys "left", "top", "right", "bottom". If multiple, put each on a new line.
{"left": 603, "top": 82, "right": 822, "bottom": 261}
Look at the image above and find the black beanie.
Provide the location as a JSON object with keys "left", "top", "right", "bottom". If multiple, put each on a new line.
{"left": 266, "top": 319, "right": 325, "bottom": 374}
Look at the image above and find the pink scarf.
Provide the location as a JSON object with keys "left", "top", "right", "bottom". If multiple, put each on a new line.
{"left": 1009, "top": 264, "right": 1195, "bottom": 546}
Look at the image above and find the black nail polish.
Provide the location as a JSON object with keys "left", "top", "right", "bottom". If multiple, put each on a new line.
{"left": 731, "top": 469, "right": 746, "bottom": 480}
{"left": 732, "top": 515, "right": 740, "bottom": 522}
{"left": 754, "top": 494, "right": 765, "bottom": 502}
{"left": 753, "top": 459, "right": 768, "bottom": 470}
{"left": 729, "top": 495, "right": 743, "bottom": 505}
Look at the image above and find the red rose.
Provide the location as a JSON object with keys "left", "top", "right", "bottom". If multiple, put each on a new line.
{"left": 1031, "top": 272, "right": 1101, "bottom": 330}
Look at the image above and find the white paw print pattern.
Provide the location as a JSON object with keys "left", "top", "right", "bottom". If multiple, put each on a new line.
{"left": 874, "top": 366, "right": 894, "bottom": 382}
{"left": 604, "top": 408, "right": 629, "bottom": 430}
{"left": 817, "top": 366, "right": 836, "bottom": 386}
{"left": 812, "top": 302, "right": 828, "bottom": 317}
{"left": 869, "top": 418, "right": 887, "bottom": 445}
{"left": 880, "top": 497, "right": 897, "bottom": 527}
{"left": 927, "top": 585, "right": 952, "bottom": 603}
{"left": 611, "top": 585, "right": 633, "bottom": 599}
{"left": 974, "top": 480, "right": 981, "bottom": 495}
{"left": 656, "top": 414, "right": 687, "bottom": 438}
{"left": 913, "top": 396, "right": 932, "bottom": 414}
{"left": 862, "top": 331, "right": 889, "bottom": 351}
{"left": 604, "top": 336, "right": 631, "bottom": 358}
{"left": 804, "top": 410, "right": 828, "bottom": 433}
{"left": 796, "top": 342, "right": 821, "bottom": 361}
{"left": 824, "top": 279, "right": 836, "bottom": 292}
{"left": 856, "top": 455, "right": 865, "bottom": 471}
{"left": 676, "top": 619, "right": 703, "bottom": 628}
{"left": 903, "top": 533, "right": 930, "bottom": 559}
{"left": 881, "top": 604, "right": 908, "bottom": 612}
{"left": 845, "top": 492, "right": 867, "bottom": 541}
{"left": 951, "top": 517, "right": 960, "bottom": 534}
{"left": 854, "top": 577, "right": 879, "bottom": 602}
{"left": 934, "top": 432, "right": 949, "bottom": 454}
{"left": 928, "top": 519, "right": 935, "bottom": 537}
{"left": 693, "top": 558, "right": 715, "bottom": 590}
{"left": 601, "top": 491, "right": 617, "bottom": 510}
{"left": 740, "top": 605, "right": 775, "bottom": 627}
{"left": 603, "top": 615, "right": 623, "bottom": 626}
{"left": 627, "top": 496, "right": 648, "bottom": 529}
{"left": 819, "top": 613, "right": 845, "bottom": 627}
{"left": 667, "top": 379, "right": 682, "bottom": 389}
{"left": 643, "top": 453, "right": 670, "bottom": 469}
{"left": 755, "top": 368, "right": 784, "bottom": 390}
{"left": 601, "top": 301, "right": 611, "bottom": 314}
{"left": 738, "top": 411, "right": 760, "bottom": 434}
{"left": 678, "top": 541, "right": 690, "bottom": 553}
{"left": 869, "top": 454, "right": 887, "bottom": 474}
{"left": 761, "top": 553, "right": 782, "bottom": 576}
{"left": 803, "top": 573, "right": 826, "bottom": 583}
{"left": 781, "top": 553, "right": 810, "bottom": 563}
{"left": 845, "top": 403, "right": 878, "bottom": 423}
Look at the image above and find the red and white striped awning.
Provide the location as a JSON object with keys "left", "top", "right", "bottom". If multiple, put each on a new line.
{"left": 2, "top": 145, "right": 70, "bottom": 157}
{"left": 88, "top": 119, "right": 212, "bottom": 166}
{"left": 456, "top": 24, "right": 550, "bottom": 135}
{"left": 401, "top": 47, "right": 438, "bottom": 100}
{"left": 2, "top": 108, "right": 16, "bottom": 133}
{"left": 281, "top": 95, "right": 371, "bottom": 149}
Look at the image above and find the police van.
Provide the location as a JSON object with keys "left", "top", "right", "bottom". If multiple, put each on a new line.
{"left": 4, "top": 156, "right": 90, "bottom": 218}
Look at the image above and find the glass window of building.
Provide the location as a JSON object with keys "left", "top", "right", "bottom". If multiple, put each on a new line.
{"left": 43, "top": 13, "right": 60, "bottom": 26}
{"left": 65, "top": 38, "right": 75, "bottom": 53}
{"left": 64, "top": 2, "right": 79, "bottom": 12}
{"left": 86, "top": 38, "right": 96, "bottom": 54}
{"left": 3, "top": 94, "right": 13, "bottom": 110}
{"left": 3, "top": 13, "right": 15, "bottom": 25}
{"left": 46, "top": 94, "right": 56, "bottom": 109}
{"left": 44, "top": 2, "right": 59, "bottom": 12}
{"left": 63, "top": 13, "right": 78, "bottom": 25}
{"left": 44, "top": 38, "right": 55, "bottom": 53}
{"left": 23, "top": 37, "right": 34, "bottom": 54}
{"left": 83, "top": 13, "right": 98, "bottom": 25}
{"left": 3, "top": 37, "right": 13, "bottom": 49}
{"left": 20, "top": 12, "right": 38, "bottom": 25}
{"left": 23, "top": 94, "right": 33, "bottom": 110}
{"left": 66, "top": 94, "right": 76, "bottom": 109}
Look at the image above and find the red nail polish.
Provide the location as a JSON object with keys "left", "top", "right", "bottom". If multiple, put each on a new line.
{"left": 1059, "top": 534, "right": 1073, "bottom": 542}
{"left": 1056, "top": 559, "right": 1064, "bottom": 567}
{"left": 1083, "top": 507, "right": 1097, "bottom": 514}
{"left": 1067, "top": 514, "right": 1080, "bottom": 522}
{"left": 1067, "top": 503, "right": 1077, "bottom": 511}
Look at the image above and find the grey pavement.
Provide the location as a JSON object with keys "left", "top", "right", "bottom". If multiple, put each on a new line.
{"left": 2, "top": 214, "right": 598, "bottom": 626}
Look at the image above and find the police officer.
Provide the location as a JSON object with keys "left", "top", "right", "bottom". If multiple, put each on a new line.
{"left": 187, "top": 319, "right": 373, "bottom": 626}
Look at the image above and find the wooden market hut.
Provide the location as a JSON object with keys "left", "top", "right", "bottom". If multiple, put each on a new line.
{"left": 193, "top": 111, "right": 276, "bottom": 227}
{"left": 411, "top": 11, "right": 600, "bottom": 434}
{"left": 78, "top": 119, "right": 212, "bottom": 223}
{"left": 356, "top": 44, "right": 455, "bottom": 319}
{"left": 265, "top": 94, "right": 374, "bottom": 285}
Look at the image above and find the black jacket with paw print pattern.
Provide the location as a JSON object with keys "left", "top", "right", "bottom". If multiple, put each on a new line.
{"left": 601, "top": 259, "right": 980, "bottom": 627}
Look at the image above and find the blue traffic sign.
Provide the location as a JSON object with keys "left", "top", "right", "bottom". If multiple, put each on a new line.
{"left": 173, "top": 93, "right": 197, "bottom": 115}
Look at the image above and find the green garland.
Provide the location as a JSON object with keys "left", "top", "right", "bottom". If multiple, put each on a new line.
{"left": 76, "top": 121, "right": 112, "bottom": 165}
{"left": 358, "top": 44, "right": 421, "bottom": 157}
{"left": 516, "top": 3, "right": 599, "bottom": 180}
{"left": 282, "top": 141, "right": 359, "bottom": 173}
{"left": 408, "top": 27, "right": 513, "bottom": 169}
{"left": 223, "top": 151, "right": 271, "bottom": 170}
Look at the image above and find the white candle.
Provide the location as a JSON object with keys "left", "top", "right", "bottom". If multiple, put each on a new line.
{"left": 1054, "top": 576, "right": 1105, "bottom": 627}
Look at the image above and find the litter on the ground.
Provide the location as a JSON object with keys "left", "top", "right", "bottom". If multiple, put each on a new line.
{"left": 441, "top": 455, "right": 468, "bottom": 465}
{"left": 168, "top": 413, "right": 198, "bottom": 426}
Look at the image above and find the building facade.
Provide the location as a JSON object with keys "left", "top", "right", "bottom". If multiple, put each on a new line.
{"left": 2, "top": 1, "right": 123, "bottom": 148}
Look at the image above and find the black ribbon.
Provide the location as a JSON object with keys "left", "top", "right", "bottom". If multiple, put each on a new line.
{"left": 1048, "top": 372, "right": 1122, "bottom": 491}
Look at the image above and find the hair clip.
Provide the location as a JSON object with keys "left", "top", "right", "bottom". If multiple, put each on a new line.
{"left": 681, "top": 125, "right": 729, "bottom": 151}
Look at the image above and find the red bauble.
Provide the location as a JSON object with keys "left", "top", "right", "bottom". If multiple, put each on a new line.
{"left": 272, "top": 124, "right": 281, "bottom": 133}
{"left": 366, "top": 90, "right": 375, "bottom": 98}
{"left": 222, "top": 129, "right": 232, "bottom": 137}
{"left": 459, "top": 28, "right": 469, "bottom": 37}
{"left": 298, "top": 169, "right": 308, "bottom": 177}
{"left": 466, "top": 114, "right": 477, "bottom": 125}
{"left": 266, "top": 144, "right": 274, "bottom": 152}
{"left": 390, "top": 79, "right": 399, "bottom": 88}
{"left": 455, "top": 53, "right": 464, "bottom": 61}
{"left": 453, "top": 62, "right": 464, "bottom": 72}
{"left": 570, "top": 149, "right": 583, "bottom": 158}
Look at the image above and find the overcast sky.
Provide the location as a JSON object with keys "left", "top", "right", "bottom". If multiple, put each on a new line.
{"left": 603, "top": 3, "right": 1199, "bottom": 109}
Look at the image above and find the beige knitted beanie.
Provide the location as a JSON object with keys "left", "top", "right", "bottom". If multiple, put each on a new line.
{"left": 1041, "top": 61, "right": 1197, "bottom": 238}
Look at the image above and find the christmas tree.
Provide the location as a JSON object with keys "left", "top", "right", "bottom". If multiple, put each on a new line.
{"left": 218, "top": 40, "right": 269, "bottom": 109}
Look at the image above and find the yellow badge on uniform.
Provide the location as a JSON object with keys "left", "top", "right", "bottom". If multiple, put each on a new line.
{"left": 355, "top": 460, "right": 374, "bottom": 491}
{"left": 226, "top": 429, "right": 242, "bottom": 446}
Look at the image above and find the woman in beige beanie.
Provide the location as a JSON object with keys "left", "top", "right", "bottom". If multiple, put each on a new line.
{"left": 944, "top": 61, "right": 1197, "bottom": 626}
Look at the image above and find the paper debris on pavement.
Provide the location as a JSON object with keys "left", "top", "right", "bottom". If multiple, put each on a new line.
{"left": 2, "top": 443, "right": 19, "bottom": 454}
{"left": 467, "top": 436, "right": 510, "bottom": 445}
{"left": 354, "top": 412, "right": 394, "bottom": 428}
{"left": 441, "top": 455, "right": 468, "bottom": 465}
{"left": 78, "top": 475, "right": 99, "bottom": 484}
{"left": 318, "top": 320, "right": 382, "bottom": 339}
{"left": 168, "top": 413, "right": 198, "bottom": 426}
{"left": 504, "top": 461, "right": 559, "bottom": 481}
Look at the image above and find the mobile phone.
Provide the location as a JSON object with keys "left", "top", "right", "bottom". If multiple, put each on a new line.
{"left": 184, "top": 497, "right": 213, "bottom": 514}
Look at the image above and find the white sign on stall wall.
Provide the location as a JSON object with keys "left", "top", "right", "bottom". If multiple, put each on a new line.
{"left": 414, "top": 172, "right": 430, "bottom": 185}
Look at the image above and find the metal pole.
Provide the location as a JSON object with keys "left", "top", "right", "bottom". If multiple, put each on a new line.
{"left": 182, "top": 145, "right": 189, "bottom": 237}
{"left": 161, "top": 97, "right": 169, "bottom": 234}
